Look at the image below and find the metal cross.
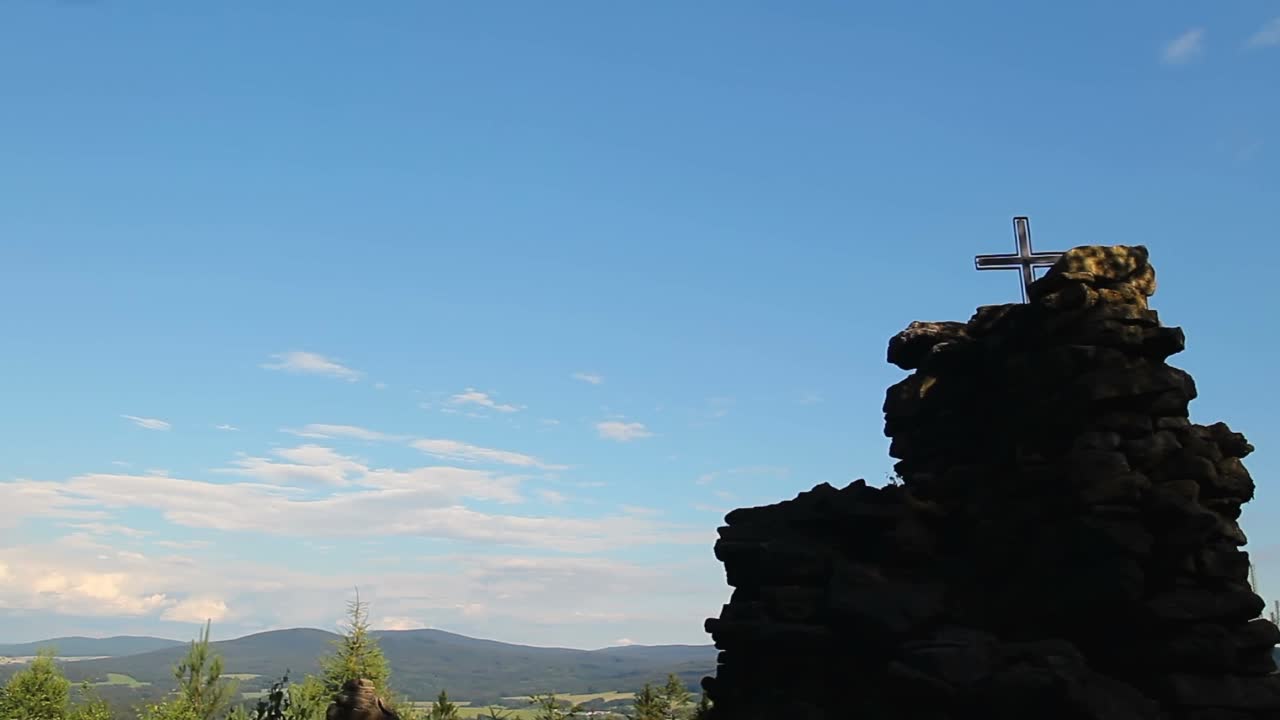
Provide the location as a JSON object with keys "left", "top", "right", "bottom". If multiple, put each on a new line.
{"left": 974, "top": 216, "right": 1064, "bottom": 303}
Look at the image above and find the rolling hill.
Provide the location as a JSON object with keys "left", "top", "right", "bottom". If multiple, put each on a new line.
{"left": 2, "top": 629, "right": 1275, "bottom": 716}
{"left": 0, "top": 636, "right": 185, "bottom": 658}
{"left": 1, "top": 628, "right": 716, "bottom": 709}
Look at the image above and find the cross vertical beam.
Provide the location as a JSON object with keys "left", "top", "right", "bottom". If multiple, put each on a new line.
{"left": 974, "top": 216, "right": 1064, "bottom": 302}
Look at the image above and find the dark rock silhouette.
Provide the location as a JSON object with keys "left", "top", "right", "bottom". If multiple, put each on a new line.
{"left": 702, "top": 246, "right": 1279, "bottom": 719}
{"left": 326, "top": 679, "right": 400, "bottom": 720}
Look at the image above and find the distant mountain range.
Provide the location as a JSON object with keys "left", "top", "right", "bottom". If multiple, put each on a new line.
{"left": 0, "top": 636, "right": 186, "bottom": 658}
{"left": 0, "top": 628, "right": 716, "bottom": 708}
{"left": 4, "top": 630, "right": 1271, "bottom": 713}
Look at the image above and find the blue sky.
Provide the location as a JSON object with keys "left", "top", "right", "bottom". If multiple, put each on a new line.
{"left": 1, "top": 1, "right": 1278, "bottom": 650}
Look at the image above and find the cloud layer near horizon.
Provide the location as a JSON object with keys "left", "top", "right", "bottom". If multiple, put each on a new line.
{"left": 1, "top": 417, "right": 727, "bottom": 648}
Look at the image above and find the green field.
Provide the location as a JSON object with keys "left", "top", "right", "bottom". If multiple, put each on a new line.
{"left": 501, "top": 691, "right": 632, "bottom": 704}
{"left": 465, "top": 711, "right": 626, "bottom": 720}
{"left": 564, "top": 692, "right": 632, "bottom": 703}
{"left": 459, "top": 710, "right": 550, "bottom": 720}
{"left": 407, "top": 700, "right": 473, "bottom": 708}
{"left": 415, "top": 691, "right": 638, "bottom": 720}
{"left": 93, "top": 673, "right": 150, "bottom": 688}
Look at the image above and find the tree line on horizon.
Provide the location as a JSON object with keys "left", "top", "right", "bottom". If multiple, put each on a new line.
{"left": 0, "top": 595, "right": 713, "bottom": 720}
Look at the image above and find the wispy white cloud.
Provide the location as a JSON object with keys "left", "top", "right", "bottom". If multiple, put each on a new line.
{"left": 436, "top": 406, "right": 486, "bottom": 420}
{"left": 216, "top": 442, "right": 527, "bottom": 503}
{"left": 215, "top": 424, "right": 239, "bottom": 432}
{"left": 283, "top": 424, "right": 402, "bottom": 442}
{"left": 538, "top": 489, "right": 568, "bottom": 505}
{"left": 262, "top": 351, "right": 363, "bottom": 382}
{"left": 411, "top": 438, "right": 565, "bottom": 470}
{"left": 1236, "top": 139, "right": 1265, "bottom": 165}
{"left": 7, "top": 470, "right": 697, "bottom": 552}
{"left": 696, "top": 465, "right": 790, "bottom": 486}
{"left": 448, "top": 388, "right": 522, "bottom": 413}
{"left": 374, "top": 382, "right": 388, "bottom": 390}
{"left": 596, "top": 420, "right": 653, "bottom": 442}
{"left": 121, "top": 415, "right": 171, "bottom": 431}
{"left": 1246, "top": 17, "right": 1280, "bottom": 48}
{"left": 283, "top": 424, "right": 563, "bottom": 471}
{"left": 156, "top": 539, "right": 211, "bottom": 550}
{"left": 1162, "top": 28, "right": 1204, "bottom": 64}
{"left": 0, "top": 481, "right": 105, "bottom": 529}
{"left": 218, "top": 445, "right": 366, "bottom": 486}
{"left": 705, "top": 397, "right": 732, "bottom": 420}
{"left": 64, "top": 522, "right": 151, "bottom": 539}
{"left": 1217, "top": 134, "right": 1267, "bottom": 166}
{"left": 686, "top": 398, "right": 733, "bottom": 428}
{"left": 572, "top": 372, "right": 604, "bottom": 386}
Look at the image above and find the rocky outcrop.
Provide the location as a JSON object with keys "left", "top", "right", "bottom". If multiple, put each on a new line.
{"left": 702, "top": 246, "right": 1278, "bottom": 719}
{"left": 326, "top": 679, "right": 400, "bottom": 720}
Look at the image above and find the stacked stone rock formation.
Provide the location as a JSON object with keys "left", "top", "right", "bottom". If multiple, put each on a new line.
{"left": 702, "top": 246, "right": 1279, "bottom": 719}
{"left": 326, "top": 679, "right": 400, "bottom": 720}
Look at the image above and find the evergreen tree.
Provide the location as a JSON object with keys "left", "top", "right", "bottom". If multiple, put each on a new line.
{"left": 529, "top": 692, "right": 581, "bottom": 720}
{"left": 137, "top": 698, "right": 199, "bottom": 720}
{"left": 67, "top": 682, "right": 114, "bottom": 720}
{"left": 242, "top": 673, "right": 292, "bottom": 720}
{"left": 690, "top": 693, "right": 712, "bottom": 720}
{"left": 172, "top": 621, "right": 239, "bottom": 720}
{"left": 627, "top": 684, "right": 664, "bottom": 720}
{"left": 659, "top": 675, "right": 691, "bottom": 720}
{"left": 282, "top": 675, "right": 330, "bottom": 720}
{"left": 307, "top": 591, "right": 421, "bottom": 719}
{"left": 319, "top": 590, "right": 392, "bottom": 698}
{"left": 428, "top": 689, "right": 459, "bottom": 720}
{"left": 0, "top": 649, "right": 71, "bottom": 720}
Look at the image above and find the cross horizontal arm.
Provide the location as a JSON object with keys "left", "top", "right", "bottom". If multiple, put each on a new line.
{"left": 975, "top": 253, "right": 1061, "bottom": 269}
